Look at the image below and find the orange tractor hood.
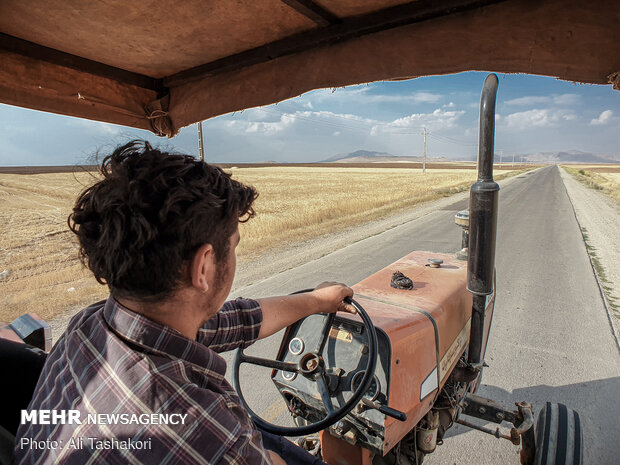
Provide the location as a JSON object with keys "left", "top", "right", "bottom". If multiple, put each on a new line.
{"left": 347, "top": 250, "right": 475, "bottom": 454}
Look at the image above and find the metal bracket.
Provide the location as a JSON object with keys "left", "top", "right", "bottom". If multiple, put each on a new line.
{"left": 457, "top": 393, "right": 536, "bottom": 464}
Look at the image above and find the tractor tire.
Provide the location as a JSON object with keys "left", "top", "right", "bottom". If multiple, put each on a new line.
{"left": 534, "top": 402, "right": 583, "bottom": 465}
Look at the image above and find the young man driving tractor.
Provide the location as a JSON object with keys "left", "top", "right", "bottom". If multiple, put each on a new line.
{"left": 14, "top": 140, "right": 353, "bottom": 465}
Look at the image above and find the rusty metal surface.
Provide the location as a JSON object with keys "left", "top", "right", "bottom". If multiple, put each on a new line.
{"left": 469, "top": 288, "right": 495, "bottom": 393}
{"left": 481, "top": 291, "right": 495, "bottom": 358}
{"left": 515, "top": 402, "right": 535, "bottom": 465}
{"left": 0, "top": 323, "right": 24, "bottom": 344}
{"left": 334, "top": 250, "right": 473, "bottom": 455}
{"left": 455, "top": 417, "right": 515, "bottom": 442}
{"left": 320, "top": 429, "right": 373, "bottom": 465}
{"left": 461, "top": 393, "right": 518, "bottom": 425}
{"left": 459, "top": 394, "right": 536, "bottom": 459}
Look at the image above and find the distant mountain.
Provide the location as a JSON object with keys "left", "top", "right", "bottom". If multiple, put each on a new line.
{"left": 319, "top": 149, "right": 619, "bottom": 165}
{"left": 322, "top": 150, "right": 393, "bottom": 162}
{"left": 521, "top": 151, "right": 620, "bottom": 164}
{"left": 322, "top": 150, "right": 450, "bottom": 163}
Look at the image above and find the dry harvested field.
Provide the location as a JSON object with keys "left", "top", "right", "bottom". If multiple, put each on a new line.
{"left": 0, "top": 169, "right": 105, "bottom": 324}
{"left": 562, "top": 164, "right": 620, "bottom": 204}
{"left": 0, "top": 162, "right": 530, "bottom": 174}
{"left": 216, "top": 161, "right": 529, "bottom": 170}
{"left": 562, "top": 164, "right": 620, "bottom": 173}
{"left": 0, "top": 165, "right": 529, "bottom": 324}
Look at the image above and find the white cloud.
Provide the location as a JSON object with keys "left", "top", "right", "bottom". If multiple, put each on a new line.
{"left": 223, "top": 105, "right": 468, "bottom": 147}
{"left": 370, "top": 108, "right": 465, "bottom": 135}
{"left": 224, "top": 109, "right": 377, "bottom": 137}
{"left": 504, "top": 94, "right": 580, "bottom": 106}
{"left": 238, "top": 108, "right": 280, "bottom": 122}
{"left": 504, "top": 109, "right": 576, "bottom": 129}
{"left": 68, "top": 118, "right": 122, "bottom": 135}
{"left": 314, "top": 85, "right": 441, "bottom": 105}
{"left": 552, "top": 94, "right": 581, "bottom": 105}
{"left": 226, "top": 113, "right": 295, "bottom": 135}
{"left": 443, "top": 101, "right": 456, "bottom": 108}
{"left": 361, "top": 91, "right": 441, "bottom": 105}
{"left": 406, "top": 92, "right": 442, "bottom": 104}
{"left": 504, "top": 96, "right": 549, "bottom": 106}
{"left": 295, "top": 110, "right": 375, "bottom": 124}
{"left": 590, "top": 110, "right": 613, "bottom": 126}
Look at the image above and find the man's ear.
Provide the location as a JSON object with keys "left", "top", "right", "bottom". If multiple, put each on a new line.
{"left": 190, "top": 243, "right": 215, "bottom": 292}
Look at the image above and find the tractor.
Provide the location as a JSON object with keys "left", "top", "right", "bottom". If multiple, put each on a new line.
{"left": 231, "top": 73, "right": 581, "bottom": 465}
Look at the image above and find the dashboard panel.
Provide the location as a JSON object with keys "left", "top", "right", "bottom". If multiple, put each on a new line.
{"left": 271, "top": 314, "right": 391, "bottom": 452}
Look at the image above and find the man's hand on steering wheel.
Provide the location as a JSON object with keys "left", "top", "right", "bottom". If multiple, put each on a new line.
{"left": 311, "top": 282, "right": 356, "bottom": 314}
{"left": 256, "top": 282, "right": 354, "bottom": 340}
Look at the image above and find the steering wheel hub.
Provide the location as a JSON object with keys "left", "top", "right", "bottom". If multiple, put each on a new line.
{"left": 299, "top": 353, "right": 322, "bottom": 375}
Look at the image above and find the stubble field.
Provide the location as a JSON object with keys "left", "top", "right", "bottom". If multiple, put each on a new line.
{"left": 0, "top": 164, "right": 527, "bottom": 324}
{"left": 562, "top": 165, "right": 620, "bottom": 204}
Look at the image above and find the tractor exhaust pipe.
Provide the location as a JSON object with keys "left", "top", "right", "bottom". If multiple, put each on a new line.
{"left": 467, "top": 74, "right": 500, "bottom": 366}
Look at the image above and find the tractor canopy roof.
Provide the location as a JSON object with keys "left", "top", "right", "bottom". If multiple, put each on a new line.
{"left": 1, "top": 0, "right": 618, "bottom": 138}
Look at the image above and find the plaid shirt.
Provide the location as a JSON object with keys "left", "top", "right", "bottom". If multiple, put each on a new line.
{"left": 14, "top": 297, "right": 272, "bottom": 465}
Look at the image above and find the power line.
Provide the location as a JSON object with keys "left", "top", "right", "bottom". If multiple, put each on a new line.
{"left": 426, "top": 132, "right": 477, "bottom": 147}
{"left": 256, "top": 108, "right": 370, "bottom": 133}
{"left": 261, "top": 105, "right": 427, "bottom": 134}
{"left": 251, "top": 105, "right": 516, "bottom": 154}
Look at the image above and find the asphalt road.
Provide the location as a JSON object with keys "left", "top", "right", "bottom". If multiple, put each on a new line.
{"left": 224, "top": 165, "right": 620, "bottom": 465}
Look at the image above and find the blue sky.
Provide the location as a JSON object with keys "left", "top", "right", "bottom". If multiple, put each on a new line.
{"left": 1, "top": 71, "right": 618, "bottom": 165}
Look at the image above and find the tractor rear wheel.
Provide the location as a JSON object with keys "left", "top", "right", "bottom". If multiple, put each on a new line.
{"left": 534, "top": 402, "right": 583, "bottom": 465}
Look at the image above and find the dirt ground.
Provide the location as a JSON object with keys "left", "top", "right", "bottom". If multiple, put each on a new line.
{"left": 559, "top": 167, "right": 620, "bottom": 342}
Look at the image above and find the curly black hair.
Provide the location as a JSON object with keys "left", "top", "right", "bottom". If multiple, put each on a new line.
{"left": 68, "top": 140, "right": 257, "bottom": 301}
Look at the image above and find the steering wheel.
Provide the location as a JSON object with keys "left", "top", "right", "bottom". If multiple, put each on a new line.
{"left": 232, "top": 296, "right": 378, "bottom": 436}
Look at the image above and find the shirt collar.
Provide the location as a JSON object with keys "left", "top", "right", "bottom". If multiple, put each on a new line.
{"left": 102, "top": 296, "right": 226, "bottom": 383}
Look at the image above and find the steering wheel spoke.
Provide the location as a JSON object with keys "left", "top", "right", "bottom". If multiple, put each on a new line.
{"left": 238, "top": 353, "right": 300, "bottom": 374}
{"left": 315, "top": 312, "right": 335, "bottom": 354}
{"left": 316, "top": 374, "right": 335, "bottom": 414}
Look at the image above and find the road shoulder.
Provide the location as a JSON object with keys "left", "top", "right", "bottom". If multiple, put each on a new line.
{"left": 559, "top": 166, "right": 620, "bottom": 348}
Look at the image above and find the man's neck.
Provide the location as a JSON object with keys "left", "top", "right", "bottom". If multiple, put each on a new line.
{"left": 116, "top": 291, "right": 212, "bottom": 340}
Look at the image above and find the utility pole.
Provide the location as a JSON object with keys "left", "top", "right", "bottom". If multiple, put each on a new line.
{"left": 197, "top": 121, "right": 205, "bottom": 162}
{"left": 499, "top": 150, "right": 503, "bottom": 165}
{"left": 423, "top": 127, "right": 427, "bottom": 174}
{"left": 512, "top": 152, "right": 515, "bottom": 168}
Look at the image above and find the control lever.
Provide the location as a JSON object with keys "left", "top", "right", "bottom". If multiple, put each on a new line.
{"left": 361, "top": 398, "right": 407, "bottom": 422}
